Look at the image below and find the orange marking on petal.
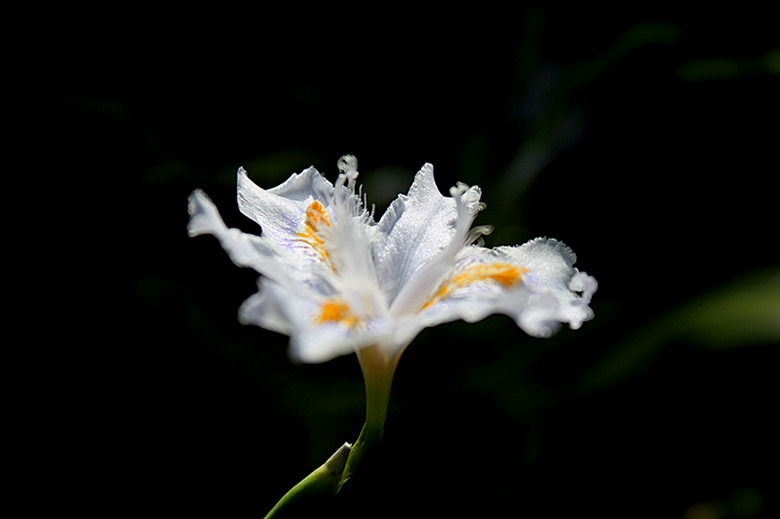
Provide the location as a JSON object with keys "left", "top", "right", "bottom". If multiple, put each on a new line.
{"left": 419, "top": 262, "right": 528, "bottom": 311}
{"left": 295, "top": 201, "right": 333, "bottom": 265}
{"left": 305, "top": 201, "right": 331, "bottom": 229}
{"left": 315, "top": 299, "right": 358, "bottom": 327}
{"left": 452, "top": 263, "right": 527, "bottom": 287}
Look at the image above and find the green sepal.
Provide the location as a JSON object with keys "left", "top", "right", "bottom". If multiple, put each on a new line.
{"left": 337, "top": 422, "right": 384, "bottom": 492}
{"left": 263, "top": 442, "right": 352, "bottom": 518}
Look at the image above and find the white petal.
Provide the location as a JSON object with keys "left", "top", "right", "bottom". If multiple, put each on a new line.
{"left": 187, "top": 189, "right": 284, "bottom": 277}
{"left": 374, "top": 164, "right": 483, "bottom": 310}
{"left": 415, "top": 238, "right": 597, "bottom": 337}
{"left": 237, "top": 166, "right": 334, "bottom": 243}
{"left": 239, "top": 279, "right": 391, "bottom": 364}
{"left": 188, "top": 187, "right": 336, "bottom": 296}
{"left": 265, "top": 287, "right": 358, "bottom": 363}
{"left": 237, "top": 279, "right": 293, "bottom": 335}
{"left": 239, "top": 167, "right": 358, "bottom": 293}
{"left": 242, "top": 280, "right": 394, "bottom": 363}
{"left": 292, "top": 319, "right": 395, "bottom": 364}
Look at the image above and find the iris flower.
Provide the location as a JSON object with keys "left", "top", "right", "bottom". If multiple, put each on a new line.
{"left": 188, "top": 156, "right": 596, "bottom": 509}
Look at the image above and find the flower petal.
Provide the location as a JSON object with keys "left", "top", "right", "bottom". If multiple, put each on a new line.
{"left": 292, "top": 319, "right": 396, "bottom": 364}
{"left": 187, "top": 189, "right": 285, "bottom": 278}
{"left": 240, "top": 279, "right": 395, "bottom": 363}
{"left": 237, "top": 278, "right": 294, "bottom": 336}
{"left": 374, "top": 164, "right": 483, "bottom": 309}
{"left": 237, "top": 166, "right": 334, "bottom": 244}
{"left": 188, "top": 184, "right": 336, "bottom": 296}
{"left": 416, "top": 237, "right": 597, "bottom": 337}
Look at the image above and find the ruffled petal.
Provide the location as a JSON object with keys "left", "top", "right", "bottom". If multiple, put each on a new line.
{"left": 240, "top": 279, "right": 396, "bottom": 363}
{"left": 237, "top": 278, "right": 294, "bottom": 336}
{"left": 374, "top": 164, "right": 482, "bottom": 308}
{"left": 188, "top": 185, "right": 336, "bottom": 296}
{"left": 187, "top": 189, "right": 287, "bottom": 280}
{"left": 415, "top": 238, "right": 597, "bottom": 337}
{"left": 237, "top": 166, "right": 334, "bottom": 244}
{"left": 237, "top": 168, "right": 338, "bottom": 278}
{"left": 292, "top": 318, "right": 396, "bottom": 364}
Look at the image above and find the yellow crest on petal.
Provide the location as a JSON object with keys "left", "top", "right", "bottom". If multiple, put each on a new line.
{"left": 315, "top": 299, "right": 359, "bottom": 327}
{"left": 296, "top": 201, "right": 332, "bottom": 264}
{"left": 420, "top": 263, "right": 528, "bottom": 311}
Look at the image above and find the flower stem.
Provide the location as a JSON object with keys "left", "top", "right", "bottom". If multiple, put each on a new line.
{"left": 339, "top": 345, "right": 398, "bottom": 487}
{"left": 263, "top": 345, "right": 399, "bottom": 516}
{"left": 263, "top": 442, "right": 352, "bottom": 518}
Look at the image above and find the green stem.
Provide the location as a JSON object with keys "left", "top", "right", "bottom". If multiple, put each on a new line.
{"left": 263, "top": 345, "right": 400, "bottom": 516}
{"left": 263, "top": 442, "right": 352, "bottom": 518}
{"left": 339, "top": 345, "right": 398, "bottom": 486}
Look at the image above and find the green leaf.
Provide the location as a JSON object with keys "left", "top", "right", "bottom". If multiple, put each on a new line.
{"left": 581, "top": 267, "right": 780, "bottom": 392}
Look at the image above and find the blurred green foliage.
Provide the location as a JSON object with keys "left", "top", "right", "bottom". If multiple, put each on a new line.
{"left": 582, "top": 268, "right": 780, "bottom": 393}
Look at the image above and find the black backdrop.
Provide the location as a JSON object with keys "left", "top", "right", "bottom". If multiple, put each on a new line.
{"left": 41, "top": 6, "right": 780, "bottom": 518}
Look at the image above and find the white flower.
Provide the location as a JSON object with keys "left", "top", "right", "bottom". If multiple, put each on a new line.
{"left": 187, "top": 156, "right": 596, "bottom": 365}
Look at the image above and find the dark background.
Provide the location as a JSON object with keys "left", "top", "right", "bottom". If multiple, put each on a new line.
{"left": 44, "top": 6, "right": 779, "bottom": 518}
